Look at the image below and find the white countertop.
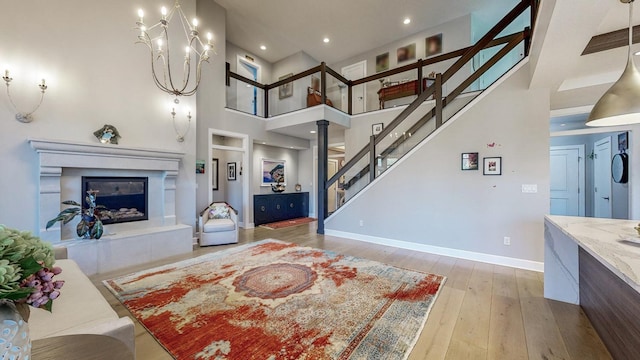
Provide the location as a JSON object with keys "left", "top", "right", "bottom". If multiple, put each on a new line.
{"left": 545, "top": 215, "right": 640, "bottom": 294}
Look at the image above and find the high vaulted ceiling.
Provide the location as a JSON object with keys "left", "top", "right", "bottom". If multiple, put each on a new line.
{"left": 215, "top": 0, "right": 519, "bottom": 64}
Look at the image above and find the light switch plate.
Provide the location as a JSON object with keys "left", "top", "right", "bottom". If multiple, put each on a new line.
{"left": 522, "top": 184, "right": 538, "bottom": 193}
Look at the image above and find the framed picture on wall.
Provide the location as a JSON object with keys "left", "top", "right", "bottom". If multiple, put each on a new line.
{"left": 227, "top": 162, "right": 237, "bottom": 181}
{"left": 396, "top": 43, "right": 416, "bottom": 63}
{"left": 461, "top": 153, "right": 479, "bottom": 170}
{"left": 425, "top": 33, "right": 443, "bottom": 57}
{"left": 618, "top": 132, "right": 629, "bottom": 152}
{"left": 196, "top": 160, "right": 205, "bottom": 174}
{"left": 211, "top": 158, "right": 219, "bottom": 190}
{"left": 372, "top": 123, "right": 384, "bottom": 136}
{"left": 376, "top": 52, "right": 389, "bottom": 72}
{"left": 261, "top": 159, "right": 286, "bottom": 186}
{"left": 279, "top": 73, "right": 293, "bottom": 99}
{"left": 483, "top": 157, "right": 502, "bottom": 175}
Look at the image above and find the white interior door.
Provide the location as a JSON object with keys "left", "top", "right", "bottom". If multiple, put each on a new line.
{"left": 550, "top": 146, "right": 584, "bottom": 216}
{"left": 236, "top": 57, "right": 261, "bottom": 115}
{"left": 327, "top": 159, "right": 339, "bottom": 213}
{"left": 594, "top": 137, "right": 612, "bottom": 218}
{"left": 341, "top": 61, "right": 366, "bottom": 113}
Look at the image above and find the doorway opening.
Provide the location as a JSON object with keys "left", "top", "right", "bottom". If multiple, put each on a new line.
{"left": 341, "top": 61, "right": 366, "bottom": 114}
{"left": 236, "top": 56, "right": 262, "bottom": 116}
{"left": 209, "top": 129, "right": 251, "bottom": 228}
{"left": 550, "top": 115, "right": 630, "bottom": 220}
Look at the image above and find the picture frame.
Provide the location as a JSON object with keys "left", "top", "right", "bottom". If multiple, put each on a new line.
{"left": 372, "top": 123, "right": 384, "bottom": 136}
{"left": 396, "top": 43, "right": 416, "bottom": 63}
{"left": 483, "top": 157, "right": 502, "bottom": 176}
{"left": 227, "top": 162, "right": 237, "bottom": 181}
{"left": 461, "top": 153, "right": 479, "bottom": 171}
{"left": 261, "top": 159, "right": 286, "bottom": 186}
{"left": 196, "top": 160, "right": 205, "bottom": 174}
{"left": 279, "top": 73, "right": 293, "bottom": 99}
{"left": 376, "top": 52, "right": 389, "bottom": 73}
{"left": 618, "top": 132, "right": 628, "bottom": 152}
{"left": 211, "top": 158, "right": 219, "bottom": 190}
{"left": 425, "top": 33, "right": 443, "bottom": 57}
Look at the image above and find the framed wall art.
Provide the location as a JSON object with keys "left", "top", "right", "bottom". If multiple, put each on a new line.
{"left": 372, "top": 123, "right": 384, "bottom": 136}
{"left": 211, "top": 158, "right": 219, "bottom": 190}
{"left": 279, "top": 73, "right": 293, "bottom": 99}
{"left": 376, "top": 52, "right": 389, "bottom": 72}
{"left": 618, "top": 132, "right": 628, "bottom": 152}
{"left": 261, "top": 159, "right": 285, "bottom": 186}
{"left": 425, "top": 33, "right": 443, "bottom": 57}
{"left": 461, "top": 153, "right": 479, "bottom": 170}
{"left": 396, "top": 43, "right": 416, "bottom": 63}
{"left": 196, "top": 160, "right": 205, "bottom": 174}
{"left": 227, "top": 162, "right": 237, "bottom": 181}
{"left": 483, "top": 157, "right": 502, "bottom": 175}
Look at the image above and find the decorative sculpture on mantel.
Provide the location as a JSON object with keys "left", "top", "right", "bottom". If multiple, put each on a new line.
{"left": 93, "top": 124, "right": 121, "bottom": 144}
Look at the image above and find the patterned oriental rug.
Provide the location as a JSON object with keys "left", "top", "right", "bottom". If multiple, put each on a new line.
{"left": 104, "top": 239, "right": 446, "bottom": 359}
{"left": 259, "top": 217, "right": 317, "bottom": 230}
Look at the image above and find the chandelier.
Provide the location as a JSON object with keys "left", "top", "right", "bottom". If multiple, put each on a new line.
{"left": 135, "top": 1, "right": 214, "bottom": 103}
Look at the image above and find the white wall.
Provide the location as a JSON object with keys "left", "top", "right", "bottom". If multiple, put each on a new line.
{"left": 196, "top": 0, "right": 227, "bottom": 218}
{"left": 270, "top": 51, "right": 320, "bottom": 116}
{"left": 326, "top": 63, "right": 550, "bottom": 265}
{"left": 331, "top": 15, "right": 473, "bottom": 113}
{"left": 0, "top": 0, "right": 198, "bottom": 234}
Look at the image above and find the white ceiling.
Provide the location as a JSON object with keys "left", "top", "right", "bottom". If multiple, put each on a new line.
{"left": 532, "top": 0, "right": 640, "bottom": 111}
{"left": 215, "top": 0, "right": 519, "bottom": 64}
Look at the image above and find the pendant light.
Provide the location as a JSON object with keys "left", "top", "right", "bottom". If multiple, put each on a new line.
{"left": 587, "top": 0, "right": 640, "bottom": 126}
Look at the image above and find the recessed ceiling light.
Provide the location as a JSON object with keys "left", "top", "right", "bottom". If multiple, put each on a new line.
{"left": 310, "top": 130, "right": 316, "bottom": 134}
{"left": 323, "top": 37, "right": 330, "bottom": 43}
{"left": 403, "top": 18, "right": 411, "bottom": 25}
{"left": 260, "top": 45, "right": 266, "bottom": 51}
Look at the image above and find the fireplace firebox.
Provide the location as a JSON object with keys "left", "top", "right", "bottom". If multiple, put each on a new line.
{"left": 82, "top": 177, "right": 148, "bottom": 224}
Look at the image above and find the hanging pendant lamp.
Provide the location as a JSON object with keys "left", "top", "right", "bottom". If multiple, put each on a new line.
{"left": 587, "top": 0, "right": 640, "bottom": 126}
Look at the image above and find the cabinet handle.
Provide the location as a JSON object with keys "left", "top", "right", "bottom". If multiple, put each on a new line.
{"left": 276, "top": 204, "right": 281, "bottom": 210}
{"left": 290, "top": 203, "right": 294, "bottom": 208}
{"left": 261, "top": 206, "right": 265, "bottom": 211}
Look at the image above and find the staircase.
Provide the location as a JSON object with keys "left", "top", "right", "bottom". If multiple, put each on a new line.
{"left": 322, "top": 0, "right": 538, "bottom": 227}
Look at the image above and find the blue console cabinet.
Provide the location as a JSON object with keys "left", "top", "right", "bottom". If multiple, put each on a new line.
{"left": 254, "top": 192, "right": 309, "bottom": 226}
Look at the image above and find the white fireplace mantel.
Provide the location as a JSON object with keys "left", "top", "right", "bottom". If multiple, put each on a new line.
{"left": 29, "top": 137, "right": 185, "bottom": 242}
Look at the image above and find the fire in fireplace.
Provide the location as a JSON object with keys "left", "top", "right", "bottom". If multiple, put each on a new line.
{"left": 81, "top": 177, "right": 148, "bottom": 225}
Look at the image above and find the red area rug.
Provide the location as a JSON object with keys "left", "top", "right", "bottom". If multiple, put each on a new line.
{"left": 104, "top": 239, "right": 445, "bottom": 359}
{"left": 259, "top": 217, "right": 317, "bottom": 230}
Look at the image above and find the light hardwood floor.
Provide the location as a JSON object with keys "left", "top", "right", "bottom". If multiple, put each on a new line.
{"left": 90, "top": 223, "right": 612, "bottom": 360}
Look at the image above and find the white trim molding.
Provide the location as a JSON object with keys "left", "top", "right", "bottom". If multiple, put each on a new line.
{"left": 325, "top": 229, "right": 544, "bottom": 272}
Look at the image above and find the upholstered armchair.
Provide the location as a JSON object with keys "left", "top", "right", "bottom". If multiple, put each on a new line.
{"left": 199, "top": 202, "right": 239, "bottom": 246}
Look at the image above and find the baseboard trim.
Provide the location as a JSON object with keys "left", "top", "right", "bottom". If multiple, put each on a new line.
{"left": 324, "top": 229, "right": 544, "bottom": 272}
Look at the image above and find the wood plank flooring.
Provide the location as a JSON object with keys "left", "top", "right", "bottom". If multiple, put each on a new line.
{"left": 90, "top": 223, "right": 612, "bottom": 360}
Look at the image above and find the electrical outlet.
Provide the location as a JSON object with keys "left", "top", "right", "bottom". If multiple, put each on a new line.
{"left": 359, "top": 220, "right": 364, "bottom": 227}
{"left": 503, "top": 237, "right": 511, "bottom": 246}
{"left": 522, "top": 184, "right": 538, "bottom": 193}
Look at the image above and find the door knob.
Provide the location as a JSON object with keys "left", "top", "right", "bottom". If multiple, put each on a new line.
{"left": 603, "top": 197, "right": 610, "bottom": 200}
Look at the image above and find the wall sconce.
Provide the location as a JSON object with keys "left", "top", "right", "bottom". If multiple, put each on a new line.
{"left": 171, "top": 107, "right": 191, "bottom": 142}
{"left": 2, "top": 70, "right": 48, "bottom": 123}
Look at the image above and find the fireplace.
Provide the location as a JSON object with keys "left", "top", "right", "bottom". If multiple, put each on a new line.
{"left": 82, "top": 177, "right": 148, "bottom": 225}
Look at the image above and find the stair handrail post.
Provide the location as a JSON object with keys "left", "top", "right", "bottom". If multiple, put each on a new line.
{"left": 435, "top": 73, "right": 443, "bottom": 128}
{"left": 417, "top": 59, "right": 424, "bottom": 95}
{"left": 348, "top": 82, "right": 353, "bottom": 115}
{"left": 321, "top": 62, "right": 327, "bottom": 105}
{"left": 225, "top": 62, "right": 230, "bottom": 87}
{"left": 369, "top": 135, "right": 376, "bottom": 183}
{"left": 264, "top": 86, "right": 270, "bottom": 118}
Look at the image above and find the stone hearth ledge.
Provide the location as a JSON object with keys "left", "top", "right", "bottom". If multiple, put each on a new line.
{"left": 544, "top": 215, "right": 640, "bottom": 304}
